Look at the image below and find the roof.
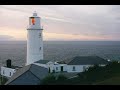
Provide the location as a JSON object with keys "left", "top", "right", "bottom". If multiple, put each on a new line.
{"left": 34, "top": 60, "right": 52, "bottom": 64}
{"left": 4, "top": 65, "right": 22, "bottom": 69}
{"left": 67, "top": 56, "right": 109, "bottom": 65}
{"left": 57, "top": 61, "right": 66, "bottom": 64}
{"left": 5, "top": 64, "right": 48, "bottom": 85}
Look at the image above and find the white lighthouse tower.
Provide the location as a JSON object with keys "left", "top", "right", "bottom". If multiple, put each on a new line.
{"left": 26, "top": 12, "right": 43, "bottom": 65}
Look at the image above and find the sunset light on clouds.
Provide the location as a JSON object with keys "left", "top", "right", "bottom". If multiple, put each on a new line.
{"left": 0, "top": 5, "right": 120, "bottom": 41}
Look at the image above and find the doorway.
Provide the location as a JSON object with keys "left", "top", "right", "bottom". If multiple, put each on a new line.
{"left": 48, "top": 67, "right": 50, "bottom": 73}
{"left": 61, "top": 66, "right": 63, "bottom": 72}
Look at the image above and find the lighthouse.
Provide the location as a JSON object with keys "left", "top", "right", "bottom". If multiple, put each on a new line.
{"left": 26, "top": 12, "right": 43, "bottom": 65}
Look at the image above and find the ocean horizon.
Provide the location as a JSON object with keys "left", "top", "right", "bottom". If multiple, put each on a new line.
{"left": 0, "top": 41, "right": 120, "bottom": 67}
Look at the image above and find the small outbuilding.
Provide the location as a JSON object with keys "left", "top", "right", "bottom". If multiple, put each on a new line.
{"left": 66, "top": 56, "right": 109, "bottom": 73}
{"left": 5, "top": 64, "right": 48, "bottom": 85}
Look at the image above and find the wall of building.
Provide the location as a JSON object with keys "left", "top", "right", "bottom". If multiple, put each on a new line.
{"left": 33, "top": 62, "right": 96, "bottom": 73}
{"left": 67, "top": 65, "right": 91, "bottom": 73}
{"left": 46, "top": 62, "right": 55, "bottom": 73}
{"left": 54, "top": 64, "right": 67, "bottom": 72}
{"left": 1, "top": 67, "right": 16, "bottom": 77}
{"left": 34, "top": 62, "right": 92, "bottom": 73}
{"left": 47, "top": 63, "right": 67, "bottom": 73}
{"left": 26, "top": 29, "right": 43, "bottom": 65}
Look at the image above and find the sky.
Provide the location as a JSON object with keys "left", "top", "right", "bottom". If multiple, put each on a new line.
{"left": 0, "top": 5, "right": 120, "bottom": 41}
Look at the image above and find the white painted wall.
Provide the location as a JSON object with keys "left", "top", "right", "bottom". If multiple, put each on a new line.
{"left": 47, "top": 63, "right": 55, "bottom": 73}
{"left": 26, "top": 12, "right": 43, "bottom": 65}
{"left": 53, "top": 64, "right": 67, "bottom": 72}
{"left": 33, "top": 60, "right": 100, "bottom": 73}
{"left": 33, "top": 60, "right": 107, "bottom": 73}
{"left": 1, "top": 67, "right": 16, "bottom": 77}
{"left": 44, "top": 62, "right": 67, "bottom": 73}
{"left": 67, "top": 65, "right": 91, "bottom": 73}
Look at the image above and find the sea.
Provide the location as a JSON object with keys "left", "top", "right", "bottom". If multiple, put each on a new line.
{"left": 0, "top": 41, "right": 120, "bottom": 67}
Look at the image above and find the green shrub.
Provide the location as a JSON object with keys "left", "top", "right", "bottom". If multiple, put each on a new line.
{"left": 0, "top": 75, "right": 8, "bottom": 85}
{"left": 41, "top": 74, "right": 68, "bottom": 85}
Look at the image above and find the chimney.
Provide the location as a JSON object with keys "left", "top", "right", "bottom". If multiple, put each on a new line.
{"left": 6, "top": 59, "right": 12, "bottom": 68}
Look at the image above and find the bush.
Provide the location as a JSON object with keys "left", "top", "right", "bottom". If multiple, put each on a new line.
{"left": 0, "top": 75, "right": 8, "bottom": 85}
{"left": 55, "top": 74, "right": 68, "bottom": 85}
{"left": 41, "top": 74, "right": 68, "bottom": 85}
{"left": 41, "top": 74, "right": 56, "bottom": 85}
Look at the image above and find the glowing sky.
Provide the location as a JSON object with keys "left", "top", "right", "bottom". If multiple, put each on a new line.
{"left": 0, "top": 5, "right": 120, "bottom": 41}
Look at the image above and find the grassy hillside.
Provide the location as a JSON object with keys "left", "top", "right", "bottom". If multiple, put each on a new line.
{"left": 76, "top": 61, "right": 120, "bottom": 85}
{"left": 95, "top": 77, "right": 120, "bottom": 85}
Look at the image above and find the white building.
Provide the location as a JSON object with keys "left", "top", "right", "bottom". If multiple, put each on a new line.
{"left": 33, "top": 60, "right": 67, "bottom": 73}
{"left": 0, "top": 59, "right": 20, "bottom": 78}
{"left": 26, "top": 12, "right": 43, "bottom": 65}
{"left": 66, "top": 56, "right": 109, "bottom": 73}
{"left": 32, "top": 56, "right": 109, "bottom": 73}
{"left": 1, "top": 12, "right": 110, "bottom": 84}
{"left": 1, "top": 66, "right": 16, "bottom": 78}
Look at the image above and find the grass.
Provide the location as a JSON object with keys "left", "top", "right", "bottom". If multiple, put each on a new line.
{"left": 95, "top": 77, "right": 120, "bottom": 85}
{"left": 0, "top": 75, "right": 8, "bottom": 85}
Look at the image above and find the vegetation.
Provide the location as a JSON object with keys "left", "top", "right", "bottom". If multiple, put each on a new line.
{"left": 41, "top": 74, "right": 68, "bottom": 85}
{"left": 95, "top": 77, "right": 120, "bottom": 85}
{"left": 0, "top": 75, "right": 8, "bottom": 85}
{"left": 41, "top": 61, "right": 120, "bottom": 85}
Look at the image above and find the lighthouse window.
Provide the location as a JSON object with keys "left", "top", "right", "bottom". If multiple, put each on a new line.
{"left": 31, "top": 17, "right": 35, "bottom": 25}
{"left": 39, "top": 33, "right": 41, "bottom": 38}
{"left": 3, "top": 70, "right": 4, "bottom": 74}
{"left": 72, "top": 66, "right": 76, "bottom": 71}
{"left": 39, "top": 47, "right": 41, "bottom": 50}
{"left": 10, "top": 72, "right": 11, "bottom": 76}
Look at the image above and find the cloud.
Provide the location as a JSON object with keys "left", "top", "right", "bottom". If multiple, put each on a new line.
{"left": 0, "top": 5, "right": 120, "bottom": 41}
{"left": 0, "top": 5, "right": 71, "bottom": 23}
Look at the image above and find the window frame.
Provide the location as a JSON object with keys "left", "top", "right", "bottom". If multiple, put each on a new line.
{"left": 3, "top": 70, "right": 4, "bottom": 75}
{"left": 39, "top": 33, "right": 41, "bottom": 38}
{"left": 10, "top": 72, "right": 11, "bottom": 76}
{"left": 56, "top": 67, "right": 58, "bottom": 71}
{"left": 39, "top": 47, "right": 41, "bottom": 50}
{"left": 72, "top": 66, "right": 76, "bottom": 71}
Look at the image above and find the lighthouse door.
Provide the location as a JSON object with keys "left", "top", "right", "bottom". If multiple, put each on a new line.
{"left": 61, "top": 66, "right": 63, "bottom": 72}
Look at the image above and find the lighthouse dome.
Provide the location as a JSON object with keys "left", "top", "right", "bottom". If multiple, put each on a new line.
{"left": 33, "top": 11, "right": 37, "bottom": 16}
